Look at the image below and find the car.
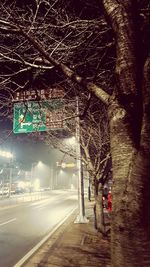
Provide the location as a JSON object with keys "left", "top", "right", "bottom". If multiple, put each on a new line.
{"left": 0, "top": 187, "right": 9, "bottom": 195}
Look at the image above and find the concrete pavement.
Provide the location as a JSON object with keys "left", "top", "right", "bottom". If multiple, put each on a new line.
{"left": 19, "top": 200, "right": 111, "bottom": 267}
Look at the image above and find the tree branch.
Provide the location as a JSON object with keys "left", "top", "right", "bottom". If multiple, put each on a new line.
{"left": 18, "top": 26, "right": 110, "bottom": 105}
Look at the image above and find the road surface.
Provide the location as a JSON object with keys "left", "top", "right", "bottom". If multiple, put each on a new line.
{"left": 0, "top": 190, "right": 77, "bottom": 267}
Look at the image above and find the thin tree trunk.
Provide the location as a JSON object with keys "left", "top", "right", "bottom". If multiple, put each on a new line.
{"left": 93, "top": 179, "right": 108, "bottom": 234}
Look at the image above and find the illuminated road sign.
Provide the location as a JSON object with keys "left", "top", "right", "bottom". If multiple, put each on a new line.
{"left": 13, "top": 88, "right": 65, "bottom": 102}
{"left": 13, "top": 100, "right": 65, "bottom": 133}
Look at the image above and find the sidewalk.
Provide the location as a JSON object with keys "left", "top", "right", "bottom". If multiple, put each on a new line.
{"left": 22, "top": 201, "right": 111, "bottom": 267}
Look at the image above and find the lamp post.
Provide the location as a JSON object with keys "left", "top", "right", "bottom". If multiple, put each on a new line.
{"left": 0, "top": 150, "right": 14, "bottom": 198}
{"left": 87, "top": 170, "right": 91, "bottom": 201}
{"left": 8, "top": 152, "right": 14, "bottom": 198}
{"left": 0, "top": 168, "right": 4, "bottom": 198}
{"left": 31, "top": 162, "right": 37, "bottom": 181}
{"left": 9, "top": 157, "right": 13, "bottom": 197}
{"left": 74, "top": 98, "right": 89, "bottom": 224}
{"left": 31, "top": 161, "right": 43, "bottom": 190}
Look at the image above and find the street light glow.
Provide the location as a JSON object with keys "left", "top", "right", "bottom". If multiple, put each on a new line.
{"left": 33, "top": 179, "right": 40, "bottom": 191}
{"left": 68, "top": 136, "right": 76, "bottom": 145}
{"left": 18, "top": 181, "right": 25, "bottom": 189}
{"left": 0, "top": 150, "right": 13, "bottom": 158}
{"left": 37, "top": 161, "right": 43, "bottom": 167}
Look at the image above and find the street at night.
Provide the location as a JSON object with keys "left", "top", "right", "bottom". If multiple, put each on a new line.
{"left": 0, "top": 1, "right": 150, "bottom": 266}
{"left": 0, "top": 190, "right": 77, "bottom": 267}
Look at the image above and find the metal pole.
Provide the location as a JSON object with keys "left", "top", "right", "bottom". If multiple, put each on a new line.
{"left": 74, "top": 97, "right": 89, "bottom": 224}
{"left": 31, "top": 163, "right": 34, "bottom": 181}
{"left": 31, "top": 162, "right": 36, "bottom": 182}
{"left": 88, "top": 171, "right": 91, "bottom": 201}
{"left": 49, "top": 168, "right": 52, "bottom": 189}
{"left": 2, "top": 173, "right": 4, "bottom": 199}
{"left": 9, "top": 158, "right": 13, "bottom": 198}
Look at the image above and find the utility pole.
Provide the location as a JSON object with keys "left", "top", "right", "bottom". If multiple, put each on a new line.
{"left": 87, "top": 171, "right": 91, "bottom": 201}
{"left": 49, "top": 167, "right": 53, "bottom": 189}
{"left": 9, "top": 157, "right": 13, "bottom": 198}
{"left": 74, "top": 98, "right": 89, "bottom": 224}
{"left": 31, "top": 163, "right": 34, "bottom": 181}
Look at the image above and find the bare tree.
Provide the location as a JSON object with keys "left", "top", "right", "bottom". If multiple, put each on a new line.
{"left": 0, "top": 0, "right": 150, "bottom": 266}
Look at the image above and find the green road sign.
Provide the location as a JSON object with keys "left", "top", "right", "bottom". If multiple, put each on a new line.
{"left": 13, "top": 100, "right": 64, "bottom": 134}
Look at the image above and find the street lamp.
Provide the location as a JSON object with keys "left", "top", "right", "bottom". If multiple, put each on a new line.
{"left": 37, "top": 161, "right": 43, "bottom": 168}
{"left": 0, "top": 149, "right": 14, "bottom": 198}
{"left": 31, "top": 161, "right": 43, "bottom": 189}
{"left": 67, "top": 136, "right": 76, "bottom": 146}
{"left": 9, "top": 153, "right": 14, "bottom": 198}
{"left": 0, "top": 150, "right": 13, "bottom": 159}
{"left": 31, "top": 161, "right": 41, "bottom": 180}
{"left": 31, "top": 162, "right": 36, "bottom": 181}
{"left": 74, "top": 98, "right": 89, "bottom": 224}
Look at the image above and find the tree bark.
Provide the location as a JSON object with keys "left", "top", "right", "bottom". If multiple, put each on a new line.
{"left": 103, "top": 0, "right": 150, "bottom": 266}
{"left": 108, "top": 100, "right": 150, "bottom": 266}
{"left": 94, "top": 180, "right": 106, "bottom": 233}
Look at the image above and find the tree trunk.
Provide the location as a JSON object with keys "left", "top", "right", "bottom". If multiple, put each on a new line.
{"left": 102, "top": 0, "right": 150, "bottom": 265}
{"left": 94, "top": 191, "right": 104, "bottom": 232}
{"left": 108, "top": 99, "right": 150, "bottom": 266}
{"left": 93, "top": 179, "right": 109, "bottom": 234}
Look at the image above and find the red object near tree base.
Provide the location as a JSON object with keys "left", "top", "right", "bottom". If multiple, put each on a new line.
{"left": 107, "top": 192, "right": 112, "bottom": 212}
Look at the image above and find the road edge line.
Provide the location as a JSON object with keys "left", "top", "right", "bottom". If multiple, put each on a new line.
{"left": 13, "top": 206, "right": 77, "bottom": 267}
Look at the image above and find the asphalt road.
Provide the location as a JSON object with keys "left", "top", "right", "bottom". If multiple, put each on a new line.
{"left": 0, "top": 190, "right": 78, "bottom": 267}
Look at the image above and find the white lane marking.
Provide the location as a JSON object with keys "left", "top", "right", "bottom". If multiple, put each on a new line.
{"left": 28, "top": 199, "right": 50, "bottom": 207}
{"left": 28, "top": 194, "right": 69, "bottom": 209}
{"left": 0, "top": 205, "right": 16, "bottom": 211}
{"left": 0, "top": 218, "right": 17, "bottom": 226}
{"left": 33, "top": 205, "right": 46, "bottom": 209}
{"left": 28, "top": 196, "right": 62, "bottom": 207}
{"left": 14, "top": 206, "right": 77, "bottom": 267}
